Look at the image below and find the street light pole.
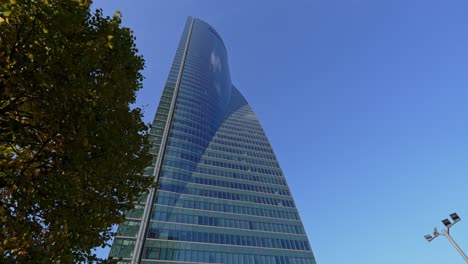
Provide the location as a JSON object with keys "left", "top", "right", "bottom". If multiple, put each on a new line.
{"left": 424, "top": 212, "right": 468, "bottom": 263}
{"left": 440, "top": 228, "right": 468, "bottom": 263}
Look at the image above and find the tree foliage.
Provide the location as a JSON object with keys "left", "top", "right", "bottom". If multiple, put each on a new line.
{"left": 0, "top": 0, "right": 152, "bottom": 262}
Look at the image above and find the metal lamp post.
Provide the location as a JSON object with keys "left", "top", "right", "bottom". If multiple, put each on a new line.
{"left": 424, "top": 213, "right": 468, "bottom": 263}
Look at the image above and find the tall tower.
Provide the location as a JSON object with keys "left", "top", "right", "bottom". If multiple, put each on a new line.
{"left": 109, "top": 17, "right": 317, "bottom": 264}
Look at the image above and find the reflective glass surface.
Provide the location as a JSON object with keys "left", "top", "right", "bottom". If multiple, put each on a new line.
{"left": 110, "top": 17, "right": 316, "bottom": 264}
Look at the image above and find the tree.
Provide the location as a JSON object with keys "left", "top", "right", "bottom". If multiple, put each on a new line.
{"left": 0, "top": 0, "right": 152, "bottom": 262}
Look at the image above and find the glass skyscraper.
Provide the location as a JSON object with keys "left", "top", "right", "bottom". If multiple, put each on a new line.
{"left": 109, "top": 17, "right": 316, "bottom": 264}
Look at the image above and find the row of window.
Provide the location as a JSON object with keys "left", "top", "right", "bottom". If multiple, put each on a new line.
{"left": 175, "top": 103, "right": 222, "bottom": 126}
{"left": 175, "top": 96, "right": 218, "bottom": 122}
{"left": 151, "top": 112, "right": 171, "bottom": 129}
{"left": 215, "top": 130, "right": 271, "bottom": 149}
{"left": 218, "top": 118, "right": 266, "bottom": 135}
{"left": 163, "top": 157, "right": 284, "bottom": 185}
{"left": 195, "top": 165, "right": 286, "bottom": 186}
{"left": 202, "top": 158, "right": 282, "bottom": 176}
{"left": 173, "top": 104, "right": 221, "bottom": 130}
{"left": 124, "top": 204, "right": 144, "bottom": 219}
{"left": 183, "top": 57, "right": 210, "bottom": 72}
{"left": 179, "top": 82, "right": 225, "bottom": 105}
{"left": 148, "top": 137, "right": 162, "bottom": 150}
{"left": 226, "top": 111, "right": 260, "bottom": 124}
{"left": 204, "top": 149, "right": 280, "bottom": 168}
{"left": 166, "top": 72, "right": 179, "bottom": 84}
{"left": 216, "top": 120, "right": 268, "bottom": 141}
{"left": 170, "top": 123, "right": 212, "bottom": 146}
{"left": 170, "top": 123, "right": 271, "bottom": 157}
{"left": 167, "top": 142, "right": 278, "bottom": 170}
{"left": 180, "top": 69, "right": 214, "bottom": 83}
{"left": 222, "top": 115, "right": 267, "bottom": 133}
{"left": 156, "top": 192, "right": 300, "bottom": 220}
{"left": 147, "top": 228, "right": 311, "bottom": 251}
{"left": 227, "top": 109, "right": 261, "bottom": 124}
{"left": 177, "top": 87, "right": 224, "bottom": 112}
{"left": 148, "top": 144, "right": 162, "bottom": 155}
{"left": 168, "top": 137, "right": 276, "bottom": 162}
{"left": 173, "top": 111, "right": 218, "bottom": 133}
{"left": 173, "top": 113, "right": 217, "bottom": 133}
{"left": 172, "top": 122, "right": 273, "bottom": 155}
{"left": 142, "top": 247, "right": 314, "bottom": 264}
{"left": 171, "top": 118, "right": 273, "bottom": 155}
{"left": 151, "top": 204, "right": 300, "bottom": 225}
{"left": 179, "top": 71, "right": 208, "bottom": 87}
{"left": 211, "top": 137, "right": 274, "bottom": 154}
{"left": 158, "top": 182, "right": 295, "bottom": 208}
{"left": 148, "top": 130, "right": 164, "bottom": 141}
{"left": 163, "top": 157, "right": 198, "bottom": 172}
{"left": 161, "top": 81, "right": 176, "bottom": 94}
{"left": 145, "top": 94, "right": 171, "bottom": 166}
{"left": 178, "top": 87, "right": 227, "bottom": 109}
{"left": 217, "top": 122, "right": 267, "bottom": 140}
{"left": 161, "top": 170, "right": 290, "bottom": 196}
{"left": 149, "top": 121, "right": 165, "bottom": 134}
{"left": 117, "top": 220, "right": 140, "bottom": 237}
{"left": 167, "top": 138, "right": 205, "bottom": 156}
{"left": 165, "top": 148, "right": 280, "bottom": 176}
{"left": 153, "top": 100, "right": 171, "bottom": 116}
{"left": 209, "top": 142, "right": 276, "bottom": 160}
{"left": 160, "top": 27, "right": 188, "bottom": 88}
{"left": 108, "top": 238, "right": 135, "bottom": 258}
{"left": 153, "top": 210, "right": 304, "bottom": 234}
{"left": 161, "top": 159, "right": 285, "bottom": 190}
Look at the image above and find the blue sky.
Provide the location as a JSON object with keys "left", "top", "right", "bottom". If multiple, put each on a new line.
{"left": 94, "top": 1, "right": 468, "bottom": 263}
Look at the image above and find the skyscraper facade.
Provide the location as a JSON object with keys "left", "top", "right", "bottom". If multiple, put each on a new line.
{"left": 109, "top": 17, "right": 316, "bottom": 264}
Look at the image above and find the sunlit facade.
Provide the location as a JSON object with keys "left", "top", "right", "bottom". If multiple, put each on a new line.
{"left": 109, "top": 17, "right": 316, "bottom": 264}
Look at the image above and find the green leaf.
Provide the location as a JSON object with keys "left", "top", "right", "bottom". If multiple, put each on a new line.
{"left": 0, "top": 0, "right": 149, "bottom": 262}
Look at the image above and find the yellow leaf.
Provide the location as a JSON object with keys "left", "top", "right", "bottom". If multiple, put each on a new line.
{"left": 43, "top": 28, "right": 48, "bottom": 34}
{"left": 107, "top": 35, "right": 113, "bottom": 41}
{"left": 3, "top": 11, "right": 11, "bottom": 17}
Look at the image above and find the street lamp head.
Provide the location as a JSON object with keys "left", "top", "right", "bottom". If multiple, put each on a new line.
{"left": 442, "top": 218, "right": 452, "bottom": 228}
{"left": 450, "top": 213, "right": 461, "bottom": 223}
{"left": 425, "top": 213, "right": 467, "bottom": 261}
{"left": 425, "top": 228, "right": 440, "bottom": 242}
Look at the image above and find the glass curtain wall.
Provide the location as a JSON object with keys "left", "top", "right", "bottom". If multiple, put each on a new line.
{"left": 109, "top": 17, "right": 316, "bottom": 264}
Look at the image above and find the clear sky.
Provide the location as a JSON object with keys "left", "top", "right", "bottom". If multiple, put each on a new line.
{"left": 93, "top": 1, "right": 468, "bottom": 263}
